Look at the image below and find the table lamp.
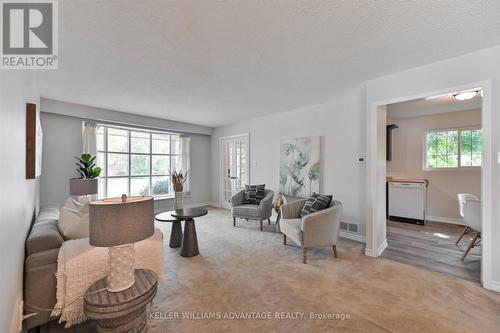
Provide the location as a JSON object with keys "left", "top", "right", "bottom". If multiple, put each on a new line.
{"left": 89, "top": 195, "right": 154, "bottom": 292}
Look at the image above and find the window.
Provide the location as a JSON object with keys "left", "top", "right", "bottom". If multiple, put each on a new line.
{"left": 97, "top": 125, "right": 189, "bottom": 198}
{"left": 424, "top": 127, "right": 482, "bottom": 170}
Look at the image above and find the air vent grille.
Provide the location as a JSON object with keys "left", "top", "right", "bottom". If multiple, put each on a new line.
{"left": 340, "top": 221, "right": 359, "bottom": 233}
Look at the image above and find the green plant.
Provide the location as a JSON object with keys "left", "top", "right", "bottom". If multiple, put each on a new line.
{"left": 75, "top": 154, "right": 102, "bottom": 179}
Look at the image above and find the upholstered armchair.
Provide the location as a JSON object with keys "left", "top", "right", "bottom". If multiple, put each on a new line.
{"left": 280, "top": 199, "right": 342, "bottom": 263}
{"left": 456, "top": 193, "right": 481, "bottom": 261}
{"left": 231, "top": 189, "right": 274, "bottom": 231}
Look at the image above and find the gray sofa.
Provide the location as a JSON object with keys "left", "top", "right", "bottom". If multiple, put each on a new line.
{"left": 24, "top": 206, "right": 63, "bottom": 330}
{"left": 231, "top": 189, "right": 274, "bottom": 231}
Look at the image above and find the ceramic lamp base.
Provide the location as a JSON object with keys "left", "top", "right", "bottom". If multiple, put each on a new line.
{"left": 107, "top": 244, "right": 135, "bottom": 292}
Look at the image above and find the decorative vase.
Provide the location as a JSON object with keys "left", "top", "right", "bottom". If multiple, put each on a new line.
{"left": 174, "top": 191, "right": 183, "bottom": 210}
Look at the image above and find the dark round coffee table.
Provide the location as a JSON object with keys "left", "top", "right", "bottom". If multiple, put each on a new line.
{"left": 155, "top": 211, "right": 184, "bottom": 248}
{"left": 171, "top": 208, "right": 208, "bottom": 257}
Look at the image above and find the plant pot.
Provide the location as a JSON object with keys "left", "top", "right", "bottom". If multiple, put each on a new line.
{"left": 69, "top": 178, "right": 98, "bottom": 196}
{"left": 174, "top": 191, "right": 183, "bottom": 210}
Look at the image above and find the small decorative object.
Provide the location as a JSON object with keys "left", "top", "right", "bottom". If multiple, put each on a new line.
{"left": 89, "top": 195, "right": 154, "bottom": 292}
{"left": 70, "top": 154, "right": 102, "bottom": 202}
{"left": 280, "top": 136, "right": 321, "bottom": 197}
{"left": 171, "top": 170, "right": 188, "bottom": 210}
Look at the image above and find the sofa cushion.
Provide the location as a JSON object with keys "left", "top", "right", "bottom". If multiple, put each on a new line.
{"left": 300, "top": 193, "right": 333, "bottom": 217}
{"left": 243, "top": 184, "right": 266, "bottom": 205}
{"left": 26, "top": 220, "right": 64, "bottom": 256}
{"left": 232, "top": 204, "right": 261, "bottom": 219}
{"left": 58, "top": 203, "right": 89, "bottom": 240}
{"left": 34, "top": 206, "right": 59, "bottom": 224}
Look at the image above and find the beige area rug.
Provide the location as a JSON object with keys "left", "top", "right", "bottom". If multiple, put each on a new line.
{"left": 43, "top": 207, "right": 500, "bottom": 333}
{"left": 148, "top": 208, "right": 500, "bottom": 333}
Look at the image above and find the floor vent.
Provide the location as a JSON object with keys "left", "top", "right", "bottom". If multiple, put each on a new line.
{"left": 340, "top": 221, "right": 359, "bottom": 233}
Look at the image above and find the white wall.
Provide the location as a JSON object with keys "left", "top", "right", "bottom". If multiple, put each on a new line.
{"left": 40, "top": 112, "right": 212, "bottom": 212}
{"left": 210, "top": 92, "right": 367, "bottom": 234}
{"left": 366, "top": 45, "right": 500, "bottom": 291}
{"left": 388, "top": 109, "right": 482, "bottom": 221}
{"left": 0, "top": 71, "right": 40, "bottom": 333}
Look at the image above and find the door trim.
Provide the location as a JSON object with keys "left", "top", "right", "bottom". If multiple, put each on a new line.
{"left": 219, "top": 133, "right": 250, "bottom": 209}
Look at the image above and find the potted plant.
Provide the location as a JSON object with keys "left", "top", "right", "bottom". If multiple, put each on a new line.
{"left": 171, "top": 170, "right": 188, "bottom": 210}
{"left": 69, "top": 154, "right": 102, "bottom": 199}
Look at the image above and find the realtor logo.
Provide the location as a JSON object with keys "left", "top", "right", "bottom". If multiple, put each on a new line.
{"left": 1, "top": 0, "right": 58, "bottom": 69}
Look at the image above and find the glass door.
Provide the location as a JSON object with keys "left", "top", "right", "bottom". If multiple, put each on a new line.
{"left": 221, "top": 135, "right": 249, "bottom": 209}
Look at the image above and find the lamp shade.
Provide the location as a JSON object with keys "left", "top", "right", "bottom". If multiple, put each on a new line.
{"left": 69, "top": 178, "right": 98, "bottom": 195}
{"left": 89, "top": 195, "right": 154, "bottom": 247}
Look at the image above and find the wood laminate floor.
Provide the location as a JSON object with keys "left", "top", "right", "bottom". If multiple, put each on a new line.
{"left": 382, "top": 219, "right": 481, "bottom": 283}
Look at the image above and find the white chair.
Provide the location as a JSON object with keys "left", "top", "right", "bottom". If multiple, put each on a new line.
{"left": 456, "top": 193, "right": 481, "bottom": 261}
{"left": 280, "top": 199, "right": 342, "bottom": 264}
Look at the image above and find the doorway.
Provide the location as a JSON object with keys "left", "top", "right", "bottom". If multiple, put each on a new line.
{"left": 220, "top": 134, "right": 249, "bottom": 210}
{"left": 383, "top": 93, "right": 483, "bottom": 282}
{"left": 366, "top": 82, "right": 493, "bottom": 289}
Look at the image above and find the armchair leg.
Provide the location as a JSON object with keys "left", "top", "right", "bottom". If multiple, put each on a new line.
{"left": 455, "top": 226, "right": 469, "bottom": 245}
{"left": 332, "top": 245, "right": 338, "bottom": 258}
{"left": 260, "top": 219, "right": 263, "bottom": 231}
{"left": 268, "top": 217, "right": 271, "bottom": 224}
{"left": 283, "top": 234, "right": 287, "bottom": 245}
{"left": 461, "top": 232, "right": 480, "bottom": 261}
{"left": 233, "top": 217, "right": 236, "bottom": 227}
{"left": 303, "top": 248, "right": 307, "bottom": 264}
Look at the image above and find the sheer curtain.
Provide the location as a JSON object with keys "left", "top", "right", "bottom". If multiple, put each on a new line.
{"left": 179, "top": 134, "right": 191, "bottom": 194}
{"left": 82, "top": 121, "right": 98, "bottom": 156}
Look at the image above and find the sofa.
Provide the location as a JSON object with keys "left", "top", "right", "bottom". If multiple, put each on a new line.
{"left": 231, "top": 189, "right": 274, "bottom": 231}
{"left": 24, "top": 206, "right": 64, "bottom": 330}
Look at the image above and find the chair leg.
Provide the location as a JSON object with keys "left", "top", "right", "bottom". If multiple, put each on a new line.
{"left": 461, "top": 232, "right": 480, "bottom": 261}
{"left": 233, "top": 217, "right": 236, "bottom": 227}
{"left": 268, "top": 217, "right": 271, "bottom": 224}
{"left": 283, "top": 234, "right": 287, "bottom": 245}
{"left": 260, "top": 219, "right": 263, "bottom": 231}
{"left": 303, "top": 248, "right": 307, "bottom": 264}
{"left": 332, "top": 245, "right": 338, "bottom": 258}
{"left": 455, "top": 226, "right": 469, "bottom": 245}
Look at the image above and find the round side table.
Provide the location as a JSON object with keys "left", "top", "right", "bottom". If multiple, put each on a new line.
{"left": 84, "top": 269, "right": 157, "bottom": 333}
{"left": 155, "top": 211, "right": 184, "bottom": 248}
{"left": 171, "top": 208, "right": 208, "bottom": 257}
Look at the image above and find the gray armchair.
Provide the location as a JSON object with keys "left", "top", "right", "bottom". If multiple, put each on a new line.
{"left": 231, "top": 189, "right": 274, "bottom": 231}
{"left": 280, "top": 199, "right": 342, "bottom": 263}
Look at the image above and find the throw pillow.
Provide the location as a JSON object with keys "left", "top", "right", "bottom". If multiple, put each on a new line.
{"left": 243, "top": 184, "right": 266, "bottom": 205}
{"left": 300, "top": 192, "right": 333, "bottom": 217}
{"left": 58, "top": 201, "right": 90, "bottom": 240}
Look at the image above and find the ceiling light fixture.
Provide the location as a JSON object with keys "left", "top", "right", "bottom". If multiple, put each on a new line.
{"left": 453, "top": 90, "right": 479, "bottom": 101}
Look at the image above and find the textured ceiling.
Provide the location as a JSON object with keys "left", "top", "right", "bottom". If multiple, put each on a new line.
{"left": 39, "top": 0, "right": 500, "bottom": 127}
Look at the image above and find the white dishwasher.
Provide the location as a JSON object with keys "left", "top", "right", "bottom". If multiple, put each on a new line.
{"left": 388, "top": 180, "right": 427, "bottom": 225}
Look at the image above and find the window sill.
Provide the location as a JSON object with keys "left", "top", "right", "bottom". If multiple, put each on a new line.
{"left": 423, "top": 167, "right": 481, "bottom": 172}
{"left": 153, "top": 194, "right": 192, "bottom": 201}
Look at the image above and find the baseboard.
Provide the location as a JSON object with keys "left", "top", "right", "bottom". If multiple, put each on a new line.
{"left": 483, "top": 280, "right": 500, "bottom": 293}
{"left": 206, "top": 201, "right": 222, "bottom": 208}
{"left": 339, "top": 230, "right": 366, "bottom": 243}
{"left": 426, "top": 215, "right": 464, "bottom": 225}
{"left": 364, "top": 238, "right": 387, "bottom": 258}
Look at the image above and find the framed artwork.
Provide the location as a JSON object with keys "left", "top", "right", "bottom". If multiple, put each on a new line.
{"left": 26, "top": 103, "right": 43, "bottom": 179}
{"left": 279, "top": 136, "right": 320, "bottom": 198}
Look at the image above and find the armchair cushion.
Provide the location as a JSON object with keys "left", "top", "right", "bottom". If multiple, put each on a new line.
{"left": 232, "top": 204, "right": 261, "bottom": 219}
{"left": 300, "top": 193, "right": 333, "bottom": 217}
{"left": 243, "top": 184, "right": 266, "bottom": 205}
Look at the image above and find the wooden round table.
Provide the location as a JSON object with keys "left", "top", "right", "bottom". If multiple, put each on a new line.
{"left": 171, "top": 208, "right": 208, "bottom": 257}
{"left": 155, "top": 211, "right": 184, "bottom": 248}
{"left": 84, "top": 269, "right": 157, "bottom": 333}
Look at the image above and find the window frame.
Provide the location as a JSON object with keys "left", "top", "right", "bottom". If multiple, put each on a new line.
{"left": 423, "top": 125, "right": 482, "bottom": 171}
{"left": 97, "top": 124, "right": 182, "bottom": 199}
